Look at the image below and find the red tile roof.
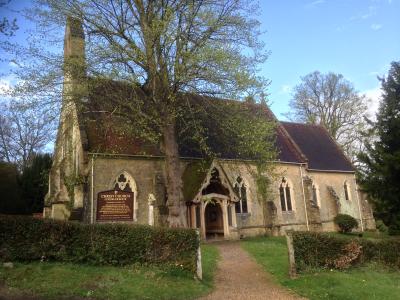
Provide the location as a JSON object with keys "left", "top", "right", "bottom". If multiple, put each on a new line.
{"left": 281, "top": 122, "right": 354, "bottom": 172}
{"left": 77, "top": 79, "right": 354, "bottom": 172}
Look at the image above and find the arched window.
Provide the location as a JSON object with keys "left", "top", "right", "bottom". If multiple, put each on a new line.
{"left": 111, "top": 171, "right": 138, "bottom": 221}
{"left": 344, "top": 181, "right": 350, "bottom": 201}
{"left": 280, "top": 177, "right": 293, "bottom": 212}
{"left": 234, "top": 176, "right": 248, "bottom": 214}
{"left": 311, "top": 183, "right": 320, "bottom": 208}
{"left": 202, "top": 168, "right": 229, "bottom": 196}
{"left": 114, "top": 173, "right": 134, "bottom": 192}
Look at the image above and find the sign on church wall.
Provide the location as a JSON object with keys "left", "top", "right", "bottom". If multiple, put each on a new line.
{"left": 96, "top": 190, "right": 134, "bottom": 221}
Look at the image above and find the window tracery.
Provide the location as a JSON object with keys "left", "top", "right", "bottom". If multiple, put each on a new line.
{"left": 311, "top": 183, "right": 320, "bottom": 208}
{"left": 280, "top": 177, "right": 293, "bottom": 212}
{"left": 344, "top": 181, "right": 351, "bottom": 201}
{"left": 234, "top": 176, "right": 248, "bottom": 213}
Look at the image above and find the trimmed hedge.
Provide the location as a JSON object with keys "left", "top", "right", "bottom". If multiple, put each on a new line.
{"left": 292, "top": 232, "right": 400, "bottom": 271}
{"left": 334, "top": 214, "right": 358, "bottom": 233}
{"left": 0, "top": 215, "right": 199, "bottom": 272}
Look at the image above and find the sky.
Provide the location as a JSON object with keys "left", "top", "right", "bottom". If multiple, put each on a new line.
{"left": 258, "top": 0, "right": 400, "bottom": 119}
{"left": 0, "top": 0, "right": 399, "bottom": 120}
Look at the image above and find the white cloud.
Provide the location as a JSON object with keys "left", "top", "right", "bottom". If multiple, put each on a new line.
{"left": 363, "top": 87, "right": 382, "bottom": 119}
{"left": 0, "top": 74, "right": 18, "bottom": 99}
{"left": 8, "top": 61, "right": 18, "bottom": 68}
{"left": 0, "top": 78, "right": 12, "bottom": 96}
{"left": 306, "top": 0, "right": 325, "bottom": 8}
{"left": 371, "top": 23, "right": 383, "bottom": 30}
{"left": 350, "top": 5, "right": 377, "bottom": 21}
{"left": 280, "top": 84, "right": 292, "bottom": 94}
{"left": 335, "top": 25, "right": 346, "bottom": 32}
{"left": 368, "top": 63, "right": 391, "bottom": 77}
{"left": 310, "top": 0, "right": 325, "bottom": 5}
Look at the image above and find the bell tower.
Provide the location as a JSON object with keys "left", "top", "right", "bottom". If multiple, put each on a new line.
{"left": 43, "top": 16, "right": 87, "bottom": 221}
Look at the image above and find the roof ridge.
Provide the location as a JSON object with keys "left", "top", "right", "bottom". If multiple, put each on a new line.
{"left": 277, "top": 122, "right": 308, "bottom": 163}
{"left": 280, "top": 121, "right": 325, "bottom": 128}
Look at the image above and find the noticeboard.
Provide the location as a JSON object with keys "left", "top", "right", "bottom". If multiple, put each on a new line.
{"left": 96, "top": 190, "right": 134, "bottom": 221}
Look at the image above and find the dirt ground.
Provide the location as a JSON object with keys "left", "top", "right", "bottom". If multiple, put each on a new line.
{"left": 198, "top": 241, "right": 306, "bottom": 300}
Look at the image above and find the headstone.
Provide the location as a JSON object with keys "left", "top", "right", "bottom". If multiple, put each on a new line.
{"left": 285, "top": 230, "right": 297, "bottom": 279}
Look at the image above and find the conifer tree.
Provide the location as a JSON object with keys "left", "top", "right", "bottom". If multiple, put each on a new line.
{"left": 358, "top": 61, "right": 400, "bottom": 235}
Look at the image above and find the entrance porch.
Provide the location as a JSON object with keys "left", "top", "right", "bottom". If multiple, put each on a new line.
{"left": 188, "top": 193, "right": 238, "bottom": 239}
{"left": 184, "top": 165, "right": 240, "bottom": 240}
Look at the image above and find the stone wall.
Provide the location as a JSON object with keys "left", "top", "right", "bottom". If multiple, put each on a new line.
{"left": 88, "top": 156, "right": 166, "bottom": 225}
{"left": 50, "top": 154, "right": 374, "bottom": 236}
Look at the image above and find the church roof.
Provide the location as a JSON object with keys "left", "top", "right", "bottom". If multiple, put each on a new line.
{"left": 77, "top": 79, "right": 354, "bottom": 172}
{"left": 281, "top": 122, "right": 354, "bottom": 172}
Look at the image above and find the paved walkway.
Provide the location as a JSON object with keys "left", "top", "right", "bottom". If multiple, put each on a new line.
{"left": 198, "top": 242, "right": 305, "bottom": 300}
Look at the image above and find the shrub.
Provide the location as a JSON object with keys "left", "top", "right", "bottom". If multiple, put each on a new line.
{"left": 0, "top": 215, "right": 199, "bottom": 272}
{"left": 388, "top": 217, "right": 400, "bottom": 236}
{"left": 334, "top": 214, "right": 358, "bottom": 233}
{"left": 332, "top": 240, "right": 362, "bottom": 269}
{"left": 292, "top": 232, "right": 400, "bottom": 271}
{"left": 375, "top": 220, "right": 388, "bottom": 234}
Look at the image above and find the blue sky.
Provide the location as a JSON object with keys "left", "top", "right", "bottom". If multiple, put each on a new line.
{"left": 258, "top": 0, "right": 400, "bottom": 118}
{"left": 1, "top": 0, "right": 399, "bottom": 119}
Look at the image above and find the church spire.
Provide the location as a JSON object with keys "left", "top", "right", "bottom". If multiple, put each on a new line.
{"left": 64, "top": 16, "right": 86, "bottom": 81}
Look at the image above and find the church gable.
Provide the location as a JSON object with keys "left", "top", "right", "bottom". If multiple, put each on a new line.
{"left": 183, "top": 161, "right": 239, "bottom": 204}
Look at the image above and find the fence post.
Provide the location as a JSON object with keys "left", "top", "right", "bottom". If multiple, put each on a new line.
{"left": 196, "top": 229, "right": 203, "bottom": 280}
{"left": 286, "top": 230, "right": 297, "bottom": 279}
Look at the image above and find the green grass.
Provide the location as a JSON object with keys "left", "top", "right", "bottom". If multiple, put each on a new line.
{"left": 242, "top": 236, "right": 400, "bottom": 300}
{"left": 0, "top": 244, "right": 218, "bottom": 300}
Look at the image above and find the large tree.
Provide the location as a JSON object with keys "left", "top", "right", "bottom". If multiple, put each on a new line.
{"left": 287, "top": 71, "right": 369, "bottom": 163}
{"left": 19, "top": 153, "right": 52, "bottom": 213}
{"left": 0, "top": 101, "right": 55, "bottom": 170}
{"left": 358, "top": 61, "right": 400, "bottom": 235}
{"left": 0, "top": 0, "right": 18, "bottom": 36}
{"left": 4, "top": 0, "right": 275, "bottom": 227}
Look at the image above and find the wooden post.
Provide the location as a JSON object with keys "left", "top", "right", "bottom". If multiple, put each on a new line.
{"left": 196, "top": 229, "right": 203, "bottom": 280}
{"left": 286, "top": 230, "right": 297, "bottom": 279}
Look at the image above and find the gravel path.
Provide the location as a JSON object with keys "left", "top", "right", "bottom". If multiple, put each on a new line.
{"left": 199, "top": 241, "right": 305, "bottom": 300}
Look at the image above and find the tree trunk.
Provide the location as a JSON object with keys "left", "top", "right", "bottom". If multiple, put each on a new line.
{"left": 163, "top": 120, "right": 187, "bottom": 228}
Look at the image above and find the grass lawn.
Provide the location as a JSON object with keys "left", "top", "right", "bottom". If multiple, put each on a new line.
{"left": 0, "top": 244, "right": 218, "bottom": 300}
{"left": 242, "top": 236, "right": 400, "bottom": 300}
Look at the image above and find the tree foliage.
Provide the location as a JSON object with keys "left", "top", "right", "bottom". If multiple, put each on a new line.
{"left": 0, "top": 101, "right": 55, "bottom": 170}
{"left": 19, "top": 153, "right": 52, "bottom": 213}
{"left": 287, "top": 71, "right": 369, "bottom": 163}
{"left": 0, "top": 0, "right": 18, "bottom": 36}
{"left": 0, "top": 161, "right": 24, "bottom": 214}
{"left": 0, "top": 153, "right": 52, "bottom": 214}
{"left": 334, "top": 213, "right": 358, "bottom": 233}
{"left": 2, "top": 0, "right": 275, "bottom": 227}
{"left": 358, "top": 61, "right": 400, "bottom": 235}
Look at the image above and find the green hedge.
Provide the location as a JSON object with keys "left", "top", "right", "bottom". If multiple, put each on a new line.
{"left": 292, "top": 232, "right": 400, "bottom": 271}
{"left": 0, "top": 215, "right": 199, "bottom": 272}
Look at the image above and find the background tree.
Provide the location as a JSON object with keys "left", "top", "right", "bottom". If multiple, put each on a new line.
{"left": 0, "top": 101, "right": 55, "bottom": 170}
{"left": 3, "top": 0, "right": 275, "bottom": 227}
{"left": 19, "top": 153, "right": 52, "bottom": 213}
{"left": 358, "top": 61, "right": 400, "bottom": 235}
{"left": 286, "top": 71, "right": 369, "bottom": 163}
{"left": 0, "top": 161, "right": 24, "bottom": 214}
{"left": 0, "top": 0, "right": 18, "bottom": 36}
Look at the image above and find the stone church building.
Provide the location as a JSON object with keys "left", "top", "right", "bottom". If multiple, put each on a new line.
{"left": 44, "top": 18, "right": 375, "bottom": 239}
